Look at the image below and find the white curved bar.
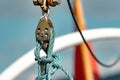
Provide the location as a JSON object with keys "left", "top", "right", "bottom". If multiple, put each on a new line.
{"left": 1, "top": 28, "right": 120, "bottom": 80}
{"left": 54, "top": 28, "right": 120, "bottom": 51}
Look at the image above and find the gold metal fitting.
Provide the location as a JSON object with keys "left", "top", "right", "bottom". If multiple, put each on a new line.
{"left": 33, "top": 0, "right": 61, "bottom": 12}
{"left": 48, "top": 0, "right": 61, "bottom": 6}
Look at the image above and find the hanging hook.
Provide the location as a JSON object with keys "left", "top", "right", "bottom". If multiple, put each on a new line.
{"left": 41, "top": 9, "right": 50, "bottom": 20}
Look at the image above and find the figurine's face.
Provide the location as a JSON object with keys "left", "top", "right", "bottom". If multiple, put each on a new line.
{"left": 36, "top": 19, "right": 51, "bottom": 41}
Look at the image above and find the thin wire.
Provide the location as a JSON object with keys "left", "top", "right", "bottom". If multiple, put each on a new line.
{"left": 67, "top": 0, "right": 120, "bottom": 68}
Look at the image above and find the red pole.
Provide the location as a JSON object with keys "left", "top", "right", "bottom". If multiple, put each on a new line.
{"left": 74, "top": 0, "right": 101, "bottom": 80}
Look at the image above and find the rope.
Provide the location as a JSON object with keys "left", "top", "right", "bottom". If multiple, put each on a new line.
{"left": 33, "top": 0, "right": 73, "bottom": 79}
{"left": 34, "top": 22, "right": 73, "bottom": 80}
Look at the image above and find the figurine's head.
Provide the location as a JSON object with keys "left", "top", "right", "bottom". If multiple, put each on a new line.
{"left": 36, "top": 18, "right": 53, "bottom": 42}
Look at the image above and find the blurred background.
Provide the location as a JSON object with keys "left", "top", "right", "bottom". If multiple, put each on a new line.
{"left": 0, "top": 0, "right": 120, "bottom": 80}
